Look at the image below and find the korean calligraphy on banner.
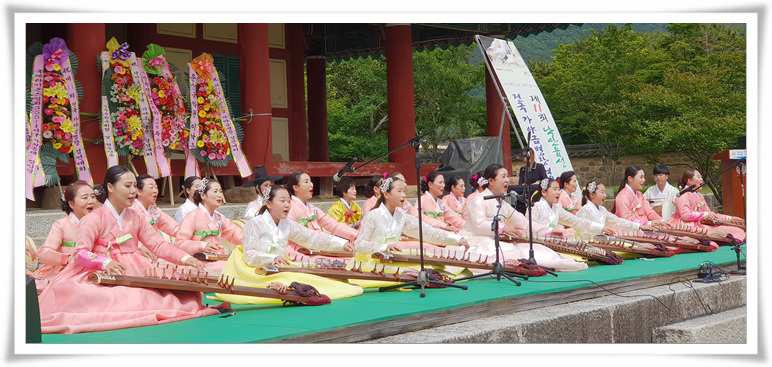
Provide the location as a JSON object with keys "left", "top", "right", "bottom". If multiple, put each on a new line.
{"left": 477, "top": 35, "right": 573, "bottom": 180}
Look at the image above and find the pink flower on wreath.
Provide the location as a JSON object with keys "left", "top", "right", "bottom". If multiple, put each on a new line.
{"left": 208, "top": 152, "right": 216, "bottom": 160}
{"left": 133, "top": 139, "right": 143, "bottom": 148}
{"left": 200, "top": 150, "right": 207, "bottom": 157}
{"left": 217, "top": 153, "right": 225, "bottom": 160}
{"left": 42, "top": 131, "right": 53, "bottom": 139}
{"left": 148, "top": 55, "right": 165, "bottom": 68}
{"left": 64, "top": 132, "right": 71, "bottom": 140}
{"left": 162, "top": 116, "right": 171, "bottom": 123}
{"left": 124, "top": 136, "right": 132, "bottom": 143}
{"left": 163, "top": 139, "right": 170, "bottom": 146}
{"left": 114, "top": 65, "right": 124, "bottom": 74}
{"left": 45, "top": 109, "right": 53, "bottom": 115}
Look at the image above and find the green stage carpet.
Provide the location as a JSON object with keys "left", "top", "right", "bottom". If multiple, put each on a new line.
{"left": 40, "top": 247, "right": 743, "bottom": 343}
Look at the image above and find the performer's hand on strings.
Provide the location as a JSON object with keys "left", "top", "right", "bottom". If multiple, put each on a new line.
{"left": 203, "top": 243, "right": 220, "bottom": 254}
{"left": 104, "top": 260, "right": 126, "bottom": 276}
{"left": 343, "top": 241, "right": 355, "bottom": 252}
{"left": 705, "top": 212, "right": 717, "bottom": 221}
{"left": 458, "top": 238, "right": 470, "bottom": 251}
{"left": 602, "top": 226, "right": 616, "bottom": 236}
{"left": 444, "top": 224, "right": 459, "bottom": 233}
{"left": 183, "top": 256, "right": 206, "bottom": 273}
{"left": 386, "top": 244, "right": 402, "bottom": 253}
{"left": 650, "top": 220, "right": 671, "bottom": 229}
{"left": 273, "top": 256, "right": 291, "bottom": 267}
{"left": 140, "top": 246, "right": 158, "bottom": 264}
{"left": 639, "top": 224, "right": 655, "bottom": 232}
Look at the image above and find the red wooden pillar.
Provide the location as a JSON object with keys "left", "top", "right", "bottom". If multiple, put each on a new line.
{"left": 237, "top": 24, "right": 273, "bottom": 177}
{"left": 307, "top": 56, "right": 329, "bottom": 162}
{"left": 287, "top": 23, "right": 309, "bottom": 161}
{"left": 385, "top": 24, "right": 416, "bottom": 182}
{"left": 67, "top": 23, "right": 107, "bottom": 183}
{"left": 486, "top": 67, "right": 512, "bottom": 174}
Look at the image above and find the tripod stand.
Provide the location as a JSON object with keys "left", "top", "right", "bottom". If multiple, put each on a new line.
{"left": 452, "top": 194, "right": 526, "bottom": 285}
{"left": 378, "top": 132, "right": 468, "bottom": 297}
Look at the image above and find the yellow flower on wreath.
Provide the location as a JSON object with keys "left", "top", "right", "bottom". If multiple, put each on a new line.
{"left": 197, "top": 97, "right": 204, "bottom": 104}
{"left": 127, "top": 115, "right": 142, "bottom": 132}
{"left": 60, "top": 119, "right": 75, "bottom": 133}
{"left": 197, "top": 140, "right": 204, "bottom": 148}
{"left": 53, "top": 142, "right": 62, "bottom": 149}
{"left": 198, "top": 110, "right": 206, "bottom": 118}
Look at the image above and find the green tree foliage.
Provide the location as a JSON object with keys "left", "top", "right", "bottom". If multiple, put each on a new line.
{"left": 530, "top": 23, "right": 746, "bottom": 203}
{"left": 326, "top": 56, "right": 389, "bottom": 161}
{"left": 326, "top": 45, "right": 486, "bottom": 162}
{"left": 413, "top": 45, "right": 487, "bottom": 161}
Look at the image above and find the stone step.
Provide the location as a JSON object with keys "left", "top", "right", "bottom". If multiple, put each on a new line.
{"left": 652, "top": 305, "right": 747, "bottom": 343}
{"left": 363, "top": 276, "right": 747, "bottom": 343}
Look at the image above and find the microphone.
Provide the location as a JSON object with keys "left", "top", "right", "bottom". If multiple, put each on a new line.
{"left": 332, "top": 157, "right": 358, "bottom": 182}
{"left": 484, "top": 191, "right": 519, "bottom": 201}
{"left": 676, "top": 185, "right": 696, "bottom": 197}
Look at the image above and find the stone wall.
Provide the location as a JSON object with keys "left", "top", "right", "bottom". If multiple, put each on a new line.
{"left": 510, "top": 152, "right": 696, "bottom": 188}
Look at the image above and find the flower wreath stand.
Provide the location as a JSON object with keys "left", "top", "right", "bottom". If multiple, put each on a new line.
{"left": 187, "top": 53, "right": 253, "bottom": 204}
{"left": 25, "top": 37, "right": 93, "bottom": 201}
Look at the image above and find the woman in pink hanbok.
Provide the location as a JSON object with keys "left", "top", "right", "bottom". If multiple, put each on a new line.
{"left": 131, "top": 174, "right": 180, "bottom": 263}
{"left": 175, "top": 178, "right": 243, "bottom": 274}
{"left": 32, "top": 181, "right": 96, "bottom": 290}
{"left": 286, "top": 172, "right": 357, "bottom": 257}
{"left": 443, "top": 175, "right": 468, "bottom": 222}
{"left": 460, "top": 164, "right": 588, "bottom": 272}
{"left": 361, "top": 175, "right": 383, "bottom": 216}
{"left": 667, "top": 169, "right": 745, "bottom": 242}
{"left": 557, "top": 170, "right": 582, "bottom": 214}
{"left": 38, "top": 166, "right": 223, "bottom": 334}
{"left": 418, "top": 171, "right": 463, "bottom": 232}
{"left": 613, "top": 166, "right": 671, "bottom": 228}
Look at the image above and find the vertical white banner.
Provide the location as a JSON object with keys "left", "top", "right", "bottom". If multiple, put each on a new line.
{"left": 477, "top": 35, "right": 573, "bottom": 180}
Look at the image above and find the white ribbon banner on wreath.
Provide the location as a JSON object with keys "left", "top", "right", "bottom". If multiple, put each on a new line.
{"left": 61, "top": 57, "right": 93, "bottom": 186}
{"left": 186, "top": 64, "right": 201, "bottom": 178}
{"left": 137, "top": 66, "right": 171, "bottom": 177}
{"left": 211, "top": 70, "right": 251, "bottom": 178}
{"left": 128, "top": 53, "right": 161, "bottom": 179}
{"left": 25, "top": 55, "right": 45, "bottom": 200}
{"left": 99, "top": 52, "right": 120, "bottom": 167}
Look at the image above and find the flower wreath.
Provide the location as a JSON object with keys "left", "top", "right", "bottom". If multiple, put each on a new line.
{"left": 102, "top": 37, "right": 146, "bottom": 157}
{"left": 26, "top": 37, "right": 91, "bottom": 188}
{"left": 141, "top": 44, "right": 188, "bottom": 156}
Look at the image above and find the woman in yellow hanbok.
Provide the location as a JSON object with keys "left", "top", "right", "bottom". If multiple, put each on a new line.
{"left": 212, "top": 185, "right": 361, "bottom": 305}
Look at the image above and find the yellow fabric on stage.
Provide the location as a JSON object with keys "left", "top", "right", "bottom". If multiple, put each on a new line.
{"left": 209, "top": 245, "right": 364, "bottom": 305}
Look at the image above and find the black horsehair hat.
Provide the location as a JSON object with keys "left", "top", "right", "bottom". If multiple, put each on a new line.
{"left": 241, "top": 165, "right": 282, "bottom": 187}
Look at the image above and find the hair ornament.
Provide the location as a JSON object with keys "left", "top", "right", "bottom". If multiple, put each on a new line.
{"left": 197, "top": 178, "right": 209, "bottom": 194}
{"left": 93, "top": 185, "right": 104, "bottom": 196}
{"left": 380, "top": 177, "right": 394, "bottom": 194}
{"left": 540, "top": 178, "right": 550, "bottom": 191}
{"left": 557, "top": 177, "right": 561, "bottom": 186}
{"left": 587, "top": 181, "right": 597, "bottom": 194}
{"left": 471, "top": 174, "right": 478, "bottom": 180}
{"left": 383, "top": 172, "right": 388, "bottom": 179}
{"left": 262, "top": 185, "right": 272, "bottom": 202}
{"left": 477, "top": 177, "right": 488, "bottom": 187}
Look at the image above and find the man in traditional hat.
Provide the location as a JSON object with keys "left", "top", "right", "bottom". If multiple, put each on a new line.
{"left": 241, "top": 165, "right": 283, "bottom": 220}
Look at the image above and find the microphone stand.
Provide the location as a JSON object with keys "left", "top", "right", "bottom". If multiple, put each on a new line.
{"left": 378, "top": 131, "right": 469, "bottom": 297}
{"left": 452, "top": 194, "right": 525, "bottom": 285}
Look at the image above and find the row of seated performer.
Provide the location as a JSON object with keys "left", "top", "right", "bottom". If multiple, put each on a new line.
{"left": 30, "top": 162, "right": 745, "bottom": 334}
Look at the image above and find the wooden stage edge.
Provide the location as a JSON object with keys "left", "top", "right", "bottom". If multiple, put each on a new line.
{"left": 272, "top": 266, "right": 722, "bottom": 343}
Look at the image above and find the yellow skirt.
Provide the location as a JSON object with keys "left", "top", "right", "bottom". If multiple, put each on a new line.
{"left": 208, "top": 246, "right": 364, "bottom": 305}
